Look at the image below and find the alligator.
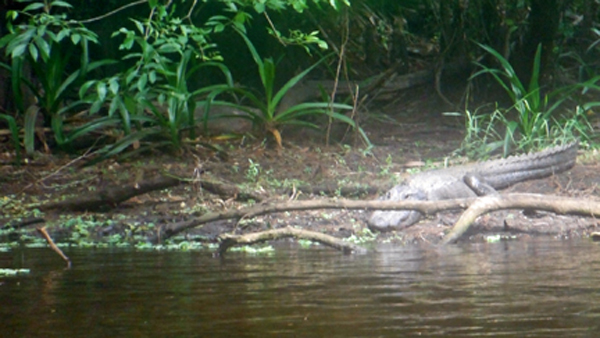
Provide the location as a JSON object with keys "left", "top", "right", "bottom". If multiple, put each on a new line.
{"left": 368, "top": 142, "right": 579, "bottom": 232}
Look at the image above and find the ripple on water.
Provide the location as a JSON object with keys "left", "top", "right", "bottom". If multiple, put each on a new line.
{"left": 1, "top": 238, "right": 600, "bottom": 337}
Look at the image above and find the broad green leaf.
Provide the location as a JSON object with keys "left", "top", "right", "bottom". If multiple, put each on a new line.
{"left": 0, "top": 32, "right": 15, "bottom": 48}
{"left": 11, "top": 43, "right": 27, "bottom": 59}
{"left": 254, "top": 2, "right": 265, "bottom": 13}
{"left": 108, "top": 95, "right": 120, "bottom": 116}
{"left": 79, "top": 80, "right": 98, "bottom": 98}
{"left": 56, "top": 28, "right": 69, "bottom": 42}
{"left": 28, "top": 43, "right": 38, "bottom": 61}
{"left": 137, "top": 73, "right": 148, "bottom": 91}
{"left": 108, "top": 77, "right": 119, "bottom": 95}
{"left": 97, "top": 81, "right": 107, "bottom": 101}
{"left": 50, "top": 1, "right": 73, "bottom": 8}
{"left": 23, "top": 3, "right": 45, "bottom": 12}
{"left": 133, "top": 20, "right": 145, "bottom": 34}
{"left": 33, "top": 36, "right": 50, "bottom": 59}
{"left": 7, "top": 10, "right": 19, "bottom": 21}
{"left": 213, "top": 24, "right": 225, "bottom": 33}
{"left": 65, "top": 117, "right": 119, "bottom": 142}
{"left": 125, "top": 70, "right": 137, "bottom": 85}
{"left": 71, "top": 34, "right": 81, "bottom": 44}
{"left": 89, "top": 99, "right": 103, "bottom": 115}
{"left": 54, "top": 69, "right": 82, "bottom": 105}
{"left": 292, "top": 1, "right": 308, "bottom": 12}
{"left": 149, "top": 70, "right": 157, "bottom": 83}
{"left": 10, "top": 57, "right": 25, "bottom": 112}
{"left": 262, "top": 58, "right": 276, "bottom": 106}
{"left": 272, "top": 54, "right": 330, "bottom": 110}
{"left": 232, "top": 12, "right": 249, "bottom": 31}
{"left": 51, "top": 110, "right": 66, "bottom": 146}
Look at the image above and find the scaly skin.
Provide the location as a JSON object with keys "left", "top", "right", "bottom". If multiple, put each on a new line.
{"left": 368, "top": 142, "right": 579, "bottom": 232}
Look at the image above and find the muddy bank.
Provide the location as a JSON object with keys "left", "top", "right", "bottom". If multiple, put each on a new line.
{"left": 2, "top": 139, "right": 599, "bottom": 249}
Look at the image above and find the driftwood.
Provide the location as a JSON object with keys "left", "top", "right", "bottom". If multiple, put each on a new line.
{"left": 158, "top": 198, "right": 474, "bottom": 241}
{"left": 440, "top": 194, "right": 600, "bottom": 245}
{"left": 288, "top": 183, "right": 382, "bottom": 198}
{"left": 39, "top": 174, "right": 264, "bottom": 212}
{"left": 40, "top": 175, "right": 182, "bottom": 211}
{"left": 159, "top": 194, "right": 600, "bottom": 244}
{"left": 218, "top": 226, "right": 367, "bottom": 255}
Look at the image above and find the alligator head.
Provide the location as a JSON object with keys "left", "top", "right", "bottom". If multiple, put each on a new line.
{"left": 367, "top": 185, "right": 427, "bottom": 232}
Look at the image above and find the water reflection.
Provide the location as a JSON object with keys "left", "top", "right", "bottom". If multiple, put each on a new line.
{"left": 1, "top": 239, "right": 600, "bottom": 337}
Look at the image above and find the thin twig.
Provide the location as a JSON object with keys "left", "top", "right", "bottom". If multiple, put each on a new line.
{"left": 78, "top": 0, "right": 148, "bottom": 24}
{"left": 36, "top": 227, "right": 71, "bottom": 268}
{"left": 183, "top": 0, "right": 199, "bottom": 21}
{"left": 20, "top": 146, "right": 94, "bottom": 193}
{"left": 326, "top": 8, "right": 350, "bottom": 146}
{"left": 263, "top": 12, "right": 287, "bottom": 45}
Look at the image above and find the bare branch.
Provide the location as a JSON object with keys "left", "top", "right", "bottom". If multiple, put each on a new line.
{"left": 159, "top": 197, "right": 475, "bottom": 241}
{"left": 78, "top": 0, "right": 148, "bottom": 24}
{"left": 218, "top": 226, "right": 367, "bottom": 255}
{"left": 441, "top": 194, "right": 600, "bottom": 245}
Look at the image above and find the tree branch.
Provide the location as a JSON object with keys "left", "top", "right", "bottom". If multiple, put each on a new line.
{"left": 158, "top": 197, "right": 474, "bottom": 241}
{"left": 78, "top": 0, "right": 148, "bottom": 24}
{"left": 218, "top": 226, "right": 367, "bottom": 255}
{"left": 160, "top": 194, "right": 600, "bottom": 244}
{"left": 441, "top": 194, "right": 600, "bottom": 245}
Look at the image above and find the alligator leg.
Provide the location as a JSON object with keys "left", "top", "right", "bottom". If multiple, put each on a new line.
{"left": 463, "top": 174, "right": 500, "bottom": 196}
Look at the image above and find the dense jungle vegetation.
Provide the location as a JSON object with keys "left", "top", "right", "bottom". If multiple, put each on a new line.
{"left": 1, "top": 0, "right": 599, "bottom": 161}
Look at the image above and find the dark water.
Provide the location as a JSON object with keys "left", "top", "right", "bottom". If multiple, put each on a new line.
{"left": 2, "top": 238, "right": 600, "bottom": 337}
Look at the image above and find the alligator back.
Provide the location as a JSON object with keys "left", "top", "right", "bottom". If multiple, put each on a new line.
{"left": 406, "top": 141, "right": 578, "bottom": 200}
{"left": 368, "top": 142, "right": 579, "bottom": 231}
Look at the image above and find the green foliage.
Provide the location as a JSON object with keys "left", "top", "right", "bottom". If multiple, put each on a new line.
{"left": 0, "top": 113, "right": 21, "bottom": 161}
{"left": 209, "top": 27, "right": 371, "bottom": 147}
{"left": 0, "top": 268, "right": 31, "bottom": 276}
{"left": 345, "top": 227, "right": 377, "bottom": 244}
{"left": 0, "top": 0, "right": 113, "bottom": 153}
{"left": 245, "top": 159, "right": 261, "bottom": 182}
{"left": 467, "top": 43, "right": 595, "bottom": 155}
{"left": 80, "top": 4, "right": 233, "bottom": 162}
{"left": 0, "top": 0, "right": 352, "bottom": 158}
{"left": 221, "top": 0, "right": 350, "bottom": 14}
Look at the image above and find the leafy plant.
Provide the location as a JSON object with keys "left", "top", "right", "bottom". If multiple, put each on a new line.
{"left": 245, "top": 159, "right": 261, "bottom": 182}
{"left": 0, "top": 113, "right": 21, "bottom": 161}
{"left": 209, "top": 27, "right": 371, "bottom": 147}
{"left": 469, "top": 43, "right": 594, "bottom": 154}
{"left": 79, "top": 4, "right": 233, "bottom": 162}
{"left": 0, "top": 0, "right": 114, "bottom": 153}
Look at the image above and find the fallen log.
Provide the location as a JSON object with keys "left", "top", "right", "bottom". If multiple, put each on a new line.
{"left": 217, "top": 226, "right": 367, "bottom": 255}
{"left": 441, "top": 194, "right": 600, "bottom": 245}
{"left": 159, "top": 194, "right": 600, "bottom": 244}
{"left": 158, "top": 198, "right": 474, "bottom": 241}
{"left": 39, "top": 174, "right": 264, "bottom": 212}
{"left": 288, "top": 183, "right": 382, "bottom": 198}
{"left": 39, "top": 175, "right": 182, "bottom": 211}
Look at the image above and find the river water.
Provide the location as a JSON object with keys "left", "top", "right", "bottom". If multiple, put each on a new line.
{"left": 2, "top": 238, "right": 600, "bottom": 337}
